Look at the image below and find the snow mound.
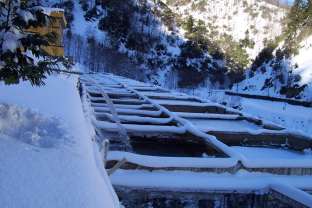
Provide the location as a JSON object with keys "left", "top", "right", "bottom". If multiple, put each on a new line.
{"left": 0, "top": 104, "right": 69, "bottom": 148}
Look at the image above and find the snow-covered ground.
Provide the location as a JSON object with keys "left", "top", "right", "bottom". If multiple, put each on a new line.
{"left": 203, "top": 90, "right": 312, "bottom": 136}
{"left": 239, "top": 96, "right": 312, "bottom": 136}
{"left": 0, "top": 73, "right": 119, "bottom": 207}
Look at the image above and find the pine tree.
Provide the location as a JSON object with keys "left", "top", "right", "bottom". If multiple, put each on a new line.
{"left": 183, "top": 16, "right": 194, "bottom": 34}
{"left": 0, "top": 0, "right": 56, "bottom": 85}
{"left": 283, "top": 0, "right": 312, "bottom": 55}
{"left": 287, "top": 0, "right": 305, "bottom": 35}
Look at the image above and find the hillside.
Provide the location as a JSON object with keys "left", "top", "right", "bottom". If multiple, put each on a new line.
{"left": 235, "top": 35, "right": 312, "bottom": 100}
{"left": 165, "top": 0, "right": 286, "bottom": 59}
{"left": 43, "top": 0, "right": 311, "bottom": 101}
{"left": 234, "top": 1, "right": 312, "bottom": 101}
{"left": 59, "top": 0, "right": 289, "bottom": 88}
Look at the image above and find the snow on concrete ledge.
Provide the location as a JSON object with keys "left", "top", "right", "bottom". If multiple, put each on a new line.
{"left": 108, "top": 151, "right": 238, "bottom": 168}
{"left": 0, "top": 74, "right": 119, "bottom": 208}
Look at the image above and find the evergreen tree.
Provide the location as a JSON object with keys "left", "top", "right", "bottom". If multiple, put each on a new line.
{"left": 0, "top": 0, "right": 56, "bottom": 85}
{"left": 284, "top": 0, "right": 312, "bottom": 52}
{"left": 183, "top": 16, "right": 194, "bottom": 34}
{"left": 287, "top": 0, "right": 305, "bottom": 36}
{"left": 192, "top": 20, "right": 207, "bottom": 46}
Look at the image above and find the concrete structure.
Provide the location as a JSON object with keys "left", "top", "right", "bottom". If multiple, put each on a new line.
{"left": 80, "top": 73, "right": 312, "bottom": 208}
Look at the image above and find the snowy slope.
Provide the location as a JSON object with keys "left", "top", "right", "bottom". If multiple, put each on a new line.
{"left": 235, "top": 35, "right": 312, "bottom": 101}
{"left": 165, "top": 0, "right": 286, "bottom": 59}
{"left": 0, "top": 74, "right": 119, "bottom": 208}
{"left": 71, "top": 1, "right": 106, "bottom": 43}
{"left": 293, "top": 35, "right": 312, "bottom": 99}
{"left": 46, "top": 0, "right": 289, "bottom": 91}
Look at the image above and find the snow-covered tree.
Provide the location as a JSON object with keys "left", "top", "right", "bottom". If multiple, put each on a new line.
{"left": 0, "top": 0, "right": 56, "bottom": 85}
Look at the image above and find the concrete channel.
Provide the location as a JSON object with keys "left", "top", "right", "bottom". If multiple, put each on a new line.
{"left": 80, "top": 73, "right": 312, "bottom": 208}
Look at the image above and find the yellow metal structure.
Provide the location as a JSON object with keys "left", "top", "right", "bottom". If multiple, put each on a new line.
{"left": 25, "top": 10, "right": 67, "bottom": 57}
{"left": 2, "top": 1, "right": 66, "bottom": 56}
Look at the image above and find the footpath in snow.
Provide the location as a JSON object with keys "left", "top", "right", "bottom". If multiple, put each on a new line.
{"left": 0, "top": 73, "right": 119, "bottom": 208}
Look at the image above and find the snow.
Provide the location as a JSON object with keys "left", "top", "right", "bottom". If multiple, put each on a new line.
{"left": 92, "top": 103, "right": 154, "bottom": 110}
{"left": 94, "top": 107, "right": 163, "bottom": 117}
{"left": 77, "top": 73, "right": 312, "bottom": 206}
{"left": 233, "top": 34, "right": 312, "bottom": 101}
{"left": 177, "top": 112, "right": 240, "bottom": 119}
{"left": 106, "top": 74, "right": 312, "bottom": 168}
{"left": 233, "top": 146, "right": 312, "bottom": 168}
{"left": 151, "top": 99, "right": 205, "bottom": 106}
{"left": 233, "top": 146, "right": 312, "bottom": 159}
{"left": 167, "top": 0, "right": 286, "bottom": 59}
{"left": 1, "top": 30, "right": 21, "bottom": 52}
{"left": 108, "top": 146, "right": 312, "bottom": 169}
{"left": 111, "top": 169, "right": 312, "bottom": 192}
{"left": 71, "top": 1, "right": 106, "bottom": 43}
{"left": 111, "top": 169, "right": 312, "bottom": 206}
{"left": 240, "top": 96, "right": 312, "bottom": 136}
{"left": 293, "top": 35, "right": 312, "bottom": 97}
{"left": 0, "top": 104, "right": 67, "bottom": 147}
{"left": 94, "top": 120, "right": 186, "bottom": 134}
{"left": 188, "top": 118, "right": 263, "bottom": 132}
{"left": 0, "top": 74, "right": 119, "bottom": 208}
{"left": 109, "top": 144, "right": 312, "bottom": 168}
{"left": 112, "top": 114, "right": 174, "bottom": 124}
{"left": 16, "top": 9, "right": 36, "bottom": 23}
{"left": 108, "top": 151, "right": 237, "bottom": 168}
{"left": 186, "top": 89, "right": 312, "bottom": 136}
{"left": 39, "top": 7, "right": 65, "bottom": 15}
{"left": 108, "top": 74, "right": 244, "bottom": 160}
{"left": 271, "top": 183, "right": 312, "bottom": 207}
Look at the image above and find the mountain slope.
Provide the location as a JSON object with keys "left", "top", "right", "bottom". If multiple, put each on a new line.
{"left": 42, "top": 0, "right": 312, "bottom": 101}
{"left": 234, "top": 1, "right": 312, "bottom": 101}
{"left": 61, "top": 0, "right": 288, "bottom": 89}
{"left": 165, "top": 0, "right": 287, "bottom": 59}
{"left": 235, "top": 35, "right": 312, "bottom": 100}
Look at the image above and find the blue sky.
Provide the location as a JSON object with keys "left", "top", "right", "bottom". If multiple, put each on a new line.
{"left": 287, "top": 0, "right": 294, "bottom": 5}
{"left": 280, "top": 0, "right": 294, "bottom": 5}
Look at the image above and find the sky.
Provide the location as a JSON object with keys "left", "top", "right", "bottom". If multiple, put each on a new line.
{"left": 280, "top": 0, "right": 294, "bottom": 5}
{"left": 286, "top": 0, "right": 294, "bottom": 5}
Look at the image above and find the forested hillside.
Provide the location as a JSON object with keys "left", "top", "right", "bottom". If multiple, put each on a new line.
{"left": 165, "top": 0, "right": 286, "bottom": 60}
{"left": 43, "top": 0, "right": 312, "bottom": 100}
{"left": 236, "top": 0, "right": 312, "bottom": 100}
